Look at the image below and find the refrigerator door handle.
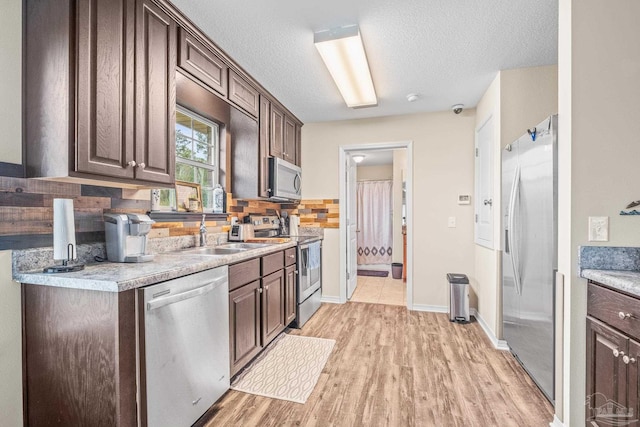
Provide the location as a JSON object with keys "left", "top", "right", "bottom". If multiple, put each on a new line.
{"left": 508, "top": 165, "right": 522, "bottom": 296}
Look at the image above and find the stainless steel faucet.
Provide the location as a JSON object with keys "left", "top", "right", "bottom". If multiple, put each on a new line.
{"left": 199, "top": 214, "right": 207, "bottom": 247}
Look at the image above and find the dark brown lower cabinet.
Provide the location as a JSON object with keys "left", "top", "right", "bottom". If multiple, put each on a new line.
{"left": 229, "top": 280, "right": 262, "bottom": 374}
{"left": 22, "top": 285, "right": 137, "bottom": 427}
{"left": 229, "top": 249, "right": 297, "bottom": 376}
{"left": 285, "top": 265, "right": 297, "bottom": 325}
{"left": 586, "top": 281, "right": 640, "bottom": 425}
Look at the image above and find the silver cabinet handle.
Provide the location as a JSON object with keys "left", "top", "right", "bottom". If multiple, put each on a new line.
{"left": 258, "top": 288, "right": 263, "bottom": 294}
{"left": 138, "top": 162, "right": 146, "bottom": 170}
{"left": 623, "top": 355, "right": 636, "bottom": 364}
{"left": 613, "top": 349, "right": 625, "bottom": 358}
{"left": 619, "top": 311, "right": 632, "bottom": 320}
{"left": 127, "top": 160, "right": 136, "bottom": 167}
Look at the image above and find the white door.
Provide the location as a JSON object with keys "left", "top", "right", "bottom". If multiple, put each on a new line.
{"left": 346, "top": 154, "right": 358, "bottom": 299}
{"left": 475, "top": 115, "right": 494, "bottom": 248}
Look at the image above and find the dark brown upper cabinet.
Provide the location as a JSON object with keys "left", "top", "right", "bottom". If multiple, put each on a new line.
{"left": 228, "top": 70, "right": 259, "bottom": 118}
{"left": 25, "top": 0, "right": 175, "bottom": 187}
{"left": 268, "top": 102, "right": 301, "bottom": 166}
{"left": 178, "top": 27, "right": 228, "bottom": 97}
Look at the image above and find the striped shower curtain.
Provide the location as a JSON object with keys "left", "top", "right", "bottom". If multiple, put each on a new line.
{"left": 356, "top": 180, "right": 393, "bottom": 265}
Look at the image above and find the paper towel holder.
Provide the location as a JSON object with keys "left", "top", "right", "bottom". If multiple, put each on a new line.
{"left": 43, "top": 199, "right": 85, "bottom": 274}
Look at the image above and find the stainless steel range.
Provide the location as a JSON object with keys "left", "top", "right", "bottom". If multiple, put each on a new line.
{"left": 246, "top": 215, "right": 323, "bottom": 327}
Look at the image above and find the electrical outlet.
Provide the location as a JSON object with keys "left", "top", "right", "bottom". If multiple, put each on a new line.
{"left": 588, "top": 217, "right": 609, "bottom": 242}
{"left": 448, "top": 217, "right": 456, "bottom": 228}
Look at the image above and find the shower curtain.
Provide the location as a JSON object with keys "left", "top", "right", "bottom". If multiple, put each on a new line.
{"left": 356, "top": 180, "right": 393, "bottom": 265}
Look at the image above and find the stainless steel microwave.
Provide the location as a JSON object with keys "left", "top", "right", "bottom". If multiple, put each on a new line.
{"left": 269, "top": 157, "right": 302, "bottom": 201}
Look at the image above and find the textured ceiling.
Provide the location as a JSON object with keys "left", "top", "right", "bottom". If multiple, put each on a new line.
{"left": 170, "top": 0, "right": 558, "bottom": 123}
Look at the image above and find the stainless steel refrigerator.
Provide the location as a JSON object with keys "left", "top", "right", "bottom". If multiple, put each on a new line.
{"left": 502, "top": 114, "right": 557, "bottom": 403}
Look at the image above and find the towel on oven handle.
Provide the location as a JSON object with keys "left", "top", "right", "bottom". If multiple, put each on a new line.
{"left": 308, "top": 241, "right": 321, "bottom": 270}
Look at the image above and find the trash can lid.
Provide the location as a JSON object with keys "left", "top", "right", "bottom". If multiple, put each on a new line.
{"left": 446, "top": 273, "right": 469, "bottom": 284}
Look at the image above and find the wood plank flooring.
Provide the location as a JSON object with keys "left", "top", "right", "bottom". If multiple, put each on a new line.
{"left": 201, "top": 302, "right": 554, "bottom": 427}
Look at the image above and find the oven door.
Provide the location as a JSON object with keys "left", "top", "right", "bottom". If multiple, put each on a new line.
{"left": 298, "top": 241, "right": 321, "bottom": 301}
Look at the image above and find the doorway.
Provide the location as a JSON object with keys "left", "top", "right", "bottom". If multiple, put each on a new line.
{"left": 339, "top": 141, "right": 413, "bottom": 309}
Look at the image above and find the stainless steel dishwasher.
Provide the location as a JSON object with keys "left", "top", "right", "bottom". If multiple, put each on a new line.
{"left": 140, "top": 266, "right": 229, "bottom": 427}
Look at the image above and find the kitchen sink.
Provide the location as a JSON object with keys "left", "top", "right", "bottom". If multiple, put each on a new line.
{"left": 218, "top": 242, "right": 272, "bottom": 249}
{"left": 179, "top": 247, "right": 246, "bottom": 255}
{"left": 178, "top": 242, "right": 274, "bottom": 256}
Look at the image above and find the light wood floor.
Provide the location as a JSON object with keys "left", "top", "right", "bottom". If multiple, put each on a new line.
{"left": 350, "top": 275, "right": 406, "bottom": 306}
{"left": 202, "top": 303, "right": 554, "bottom": 427}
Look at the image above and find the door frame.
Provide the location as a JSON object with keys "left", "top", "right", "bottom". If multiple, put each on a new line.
{"left": 338, "top": 141, "right": 414, "bottom": 309}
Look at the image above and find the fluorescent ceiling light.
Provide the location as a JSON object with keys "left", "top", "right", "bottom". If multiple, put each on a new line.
{"left": 352, "top": 154, "right": 366, "bottom": 163}
{"left": 314, "top": 25, "right": 377, "bottom": 108}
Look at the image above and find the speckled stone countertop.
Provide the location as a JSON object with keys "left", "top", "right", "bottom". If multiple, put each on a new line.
{"left": 13, "top": 240, "right": 298, "bottom": 293}
{"left": 579, "top": 246, "right": 640, "bottom": 298}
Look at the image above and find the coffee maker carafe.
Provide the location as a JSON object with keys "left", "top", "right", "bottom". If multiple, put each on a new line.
{"left": 104, "top": 213, "right": 155, "bottom": 263}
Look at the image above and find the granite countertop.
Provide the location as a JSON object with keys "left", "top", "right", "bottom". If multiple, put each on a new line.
{"left": 579, "top": 246, "right": 640, "bottom": 298}
{"left": 13, "top": 241, "right": 298, "bottom": 293}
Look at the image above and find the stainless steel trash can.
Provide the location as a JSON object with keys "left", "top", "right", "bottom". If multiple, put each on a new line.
{"left": 447, "top": 273, "right": 470, "bottom": 323}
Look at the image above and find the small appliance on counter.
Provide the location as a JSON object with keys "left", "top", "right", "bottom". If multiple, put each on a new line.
{"left": 228, "top": 223, "right": 254, "bottom": 242}
{"left": 104, "top": 213, "right": 155, "bottom": 263}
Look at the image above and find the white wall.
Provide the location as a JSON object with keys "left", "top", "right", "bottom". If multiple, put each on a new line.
{"left": 356, "top": 164, "right": 392, "bottom": 180}
{"left": 559, "top": 1, "right": 640, "bottom": 425}
{"left": 0, "top": 251, "right": 23, "bottom": 426}
{"left": 473, "top": 65, "right": 558, "bottom": 339}
{"left": 303, "top": 110, "right": 476, "bottom": 308}
{"left": 0, "top": 0, "right": 22, "bottom": 164}
{"left": 392, "top": 150, "right": 407, "bottom": 264}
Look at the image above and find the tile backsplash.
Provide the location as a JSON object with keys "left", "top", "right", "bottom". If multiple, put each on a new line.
{"left": 0, "top": 177, "right": 338, "bottom": 250}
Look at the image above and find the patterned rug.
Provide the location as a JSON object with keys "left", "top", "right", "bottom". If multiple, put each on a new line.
{"left": 230, "top": 334, "right": 335, "bottom": 404}
{"left": 357, "top": 269, "right": 389, "bottom": 277}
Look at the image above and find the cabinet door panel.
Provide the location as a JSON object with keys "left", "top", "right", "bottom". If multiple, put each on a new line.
{"left": 228, "top": 70, "right": 259, "bottom": 118}
{"left": 285, "top": 265, "right": 297, "bottom": 326}
{"left": 178, "top": 27, "right": 227, "bottom": 96}
{"left": 628, "top": 339, "right": 640, "bottom": 425}
{"left": 76, "top": 0, "right": 135, "bottom": 179}
{"left": 283, "top": 116, "right": 296, "bottom": 164}
{"left": 295, "top": 124, "right": 302, "bottom": 166}
{"left": 262, "top": 270, "right": 285, "bottom": 345}
{"left": 269, "top": 104, "right": 284, "bottom": 159}
{"left": 258, "top": 96, "right": 270, "bottom": 198}
{"left": 229, "top": 280, "right": 261, "bottom": 375}
{"left": 135, "top": 0, "right": 176, "bottom": 184}
{"left": 586, "top": 317, "right": 628, "bottom": 422}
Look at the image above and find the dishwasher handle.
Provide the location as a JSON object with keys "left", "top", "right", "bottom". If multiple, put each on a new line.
{"left": 147, "top": 277, "right": 226, "bottom": 311}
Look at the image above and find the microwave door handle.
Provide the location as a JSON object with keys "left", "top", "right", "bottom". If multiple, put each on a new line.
{"left": 294, "top": 173, "right": 301, "bottom": 192}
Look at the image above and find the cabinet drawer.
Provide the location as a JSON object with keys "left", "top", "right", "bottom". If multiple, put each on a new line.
{"left": 178, "top": 27, "right": 227, "bottom": 96}
{"left": 229, "top": 258, "right": 260, "bottom": 291}
{"left": 588, "top": 282, "right": 640, "bottom": 340}
{"left": 228, "top": 69, "right": 259, "bottom": 118}
{"left": 262, "top": 251, "right": 284, "bottom": 276}
{"left": 285, "top": 247, "right": 297, "bottom": 266}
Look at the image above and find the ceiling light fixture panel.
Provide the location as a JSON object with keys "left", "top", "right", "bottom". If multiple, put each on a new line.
{"left": 314, "top": 25, "right": 377, "bottom": 109}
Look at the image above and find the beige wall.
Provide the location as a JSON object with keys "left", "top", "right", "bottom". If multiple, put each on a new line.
{"left": 0, "top": 251, "right": 23, "bottom": 426}
{"left": 392, "top": 150, "right": 407, "bottom": 264}
{"left": 303, "top": 110, "right": 475, "bottom": 307}
{"left": 356, "top": 164, "right": 392, "bottom": 180}
{"left": 473, "top": 65, "right": 558, "bottom": 339}
{"left": 559, "top": 1, "right": 640, "bottom": 425}
{"left": 0, "top": 0, "right": 22, "bottom": 165}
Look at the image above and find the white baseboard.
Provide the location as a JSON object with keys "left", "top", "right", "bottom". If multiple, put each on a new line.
{"left": 320, "top": 296, "right": 343, "bottom": 304}
{"left": 474, "top": 311, "right": 509, "bottom": 351}
{"left": 411, "top": 304, "right": 448, "bottom": 313}
{"left": 549, "top": 415, "right": 564, "bottom": 427}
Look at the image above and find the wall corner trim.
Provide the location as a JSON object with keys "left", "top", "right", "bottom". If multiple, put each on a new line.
{"left": 474, "top": 310, "right": 509, "bottom": 350}
{"left": 549, "top": 415, "right": 564, "bottom": 427}
{"left": 411, "top": 304, "right": 448, "bottom": 313}
{"left": 320, "top": 296, "right": 343, "bottom": 304}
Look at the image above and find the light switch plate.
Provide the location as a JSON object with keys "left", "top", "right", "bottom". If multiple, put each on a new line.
{"left": 588, "top": 216, "right": 609, "bottom": 242}
{"left": 448, "top": 217, "right": 456, "bottom": 228}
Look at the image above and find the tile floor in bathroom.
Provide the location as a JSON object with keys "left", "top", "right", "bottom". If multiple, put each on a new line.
{"left": 350, "top": 274, "right": 406, "bottom": 306}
